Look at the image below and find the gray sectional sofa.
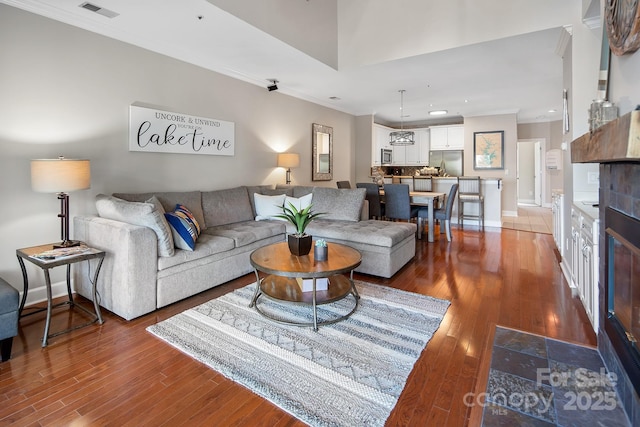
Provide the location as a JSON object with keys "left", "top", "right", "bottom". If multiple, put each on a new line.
{"left": 73, "top": 185, "right": 417, "bottom": 320}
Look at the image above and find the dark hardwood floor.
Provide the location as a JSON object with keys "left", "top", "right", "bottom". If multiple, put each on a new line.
{"left": 0, "top": 226, "right": 597, "bottom": 426}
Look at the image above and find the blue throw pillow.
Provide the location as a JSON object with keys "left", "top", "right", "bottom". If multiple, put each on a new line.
{"left": 165, "top": 205, "right": 200, "bottom": 251}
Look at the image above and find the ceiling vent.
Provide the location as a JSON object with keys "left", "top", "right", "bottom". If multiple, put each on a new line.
{"left": 79, "top": 2, "right": 119, "bottom": 18}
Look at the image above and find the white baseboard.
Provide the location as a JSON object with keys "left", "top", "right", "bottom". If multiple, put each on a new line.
{"left": 560, "top": 260, "right": 574, "bottom": 289}
{"left": 502, "top": 210, "right": 518, "bottom": 217}
{"left": 19, "top": 280, "right": 71, "bottom": 307}
{"left": 518, "top": 199, "right": 536, "bottom": 205}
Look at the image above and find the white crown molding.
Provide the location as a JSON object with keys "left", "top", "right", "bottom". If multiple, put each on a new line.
{"left": 555, "top": 25, "right": 573, "bottom": 57}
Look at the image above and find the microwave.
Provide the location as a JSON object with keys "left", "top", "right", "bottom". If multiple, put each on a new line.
{"left": 381, "top": 149, "right": 392, "bottom": 164}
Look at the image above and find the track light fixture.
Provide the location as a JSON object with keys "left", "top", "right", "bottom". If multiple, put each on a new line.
{"left": 267, "top": 79, "right": 279, "bottom": 92}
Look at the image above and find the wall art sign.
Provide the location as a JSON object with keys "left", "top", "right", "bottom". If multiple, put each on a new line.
{"left": 129, "top": 105, "right": 234, "bottom": 156}
{"left": 473, "top": 130, "right": 504, "bottom": 170}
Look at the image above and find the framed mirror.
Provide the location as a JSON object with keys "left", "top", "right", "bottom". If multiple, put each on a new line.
{"left": 312, "top": 123, "right": 333, "bottom": 181}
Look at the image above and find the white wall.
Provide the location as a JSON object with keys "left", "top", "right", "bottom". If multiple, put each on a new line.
{"left": 0, "top": 5, "right": 355, "bottom": 298}
{"left": 463, "top": 114, "right": 519, "bottom": 216}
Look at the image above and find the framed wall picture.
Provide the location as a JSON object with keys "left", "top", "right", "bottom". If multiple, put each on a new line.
{"left": 473, "top": 130, "right": 504, "bottom": 170}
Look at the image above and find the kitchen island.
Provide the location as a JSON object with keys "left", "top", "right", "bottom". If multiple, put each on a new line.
{"left": 432, "top": 177, "right": 502, "bottom": 228}
{"left": 375, "top": 176, "right": 503, "bottom": 228}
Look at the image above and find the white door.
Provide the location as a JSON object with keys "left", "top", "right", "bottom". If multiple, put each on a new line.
{"left": 534, "top": 141, "right": 542, "bottom": 206}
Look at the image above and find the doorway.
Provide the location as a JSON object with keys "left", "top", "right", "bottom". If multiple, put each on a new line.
{"left": 516, "top": 139, "right": 544, "bottom": 206}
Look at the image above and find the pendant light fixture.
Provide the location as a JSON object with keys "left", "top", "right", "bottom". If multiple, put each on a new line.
{"left": 389, "top": 90, "right": 415, "bottom": 145}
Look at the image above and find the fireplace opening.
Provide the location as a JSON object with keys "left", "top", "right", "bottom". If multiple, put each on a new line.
{"left": 605, "top": 207, "right": 640, "bottom": 396}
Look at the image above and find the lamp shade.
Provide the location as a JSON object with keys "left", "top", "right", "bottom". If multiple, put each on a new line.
{"left": 31, "top": 157, "right": 91, "bottom": 193}
{"left": 277, "top": 153, "right": 300, "bottom": 169}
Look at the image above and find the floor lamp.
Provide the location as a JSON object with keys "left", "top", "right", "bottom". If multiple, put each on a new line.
{"left": 31, "top": 157, "right": 91, "bottom": 248}
{"left": 277, "top": 153, "right": 300, "bottom": 185}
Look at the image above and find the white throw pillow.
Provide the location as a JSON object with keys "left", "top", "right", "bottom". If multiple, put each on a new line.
{"left": 254, "top": 193, "right": 286, "bottom": 221}
{"left": 284, "top": 193, "right": 313, "bottom": 212}
{"left": 95, "top": 194, "right": 175, "bottom": 257}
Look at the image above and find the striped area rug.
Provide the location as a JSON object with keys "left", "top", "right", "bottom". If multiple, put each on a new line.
{"left": 147, "top": 281, "right": 449, "bottom": 426}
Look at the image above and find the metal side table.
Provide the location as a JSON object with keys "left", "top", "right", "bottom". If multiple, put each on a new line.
{"left": 16, "top": 243, "right": 105, "bottom": 347}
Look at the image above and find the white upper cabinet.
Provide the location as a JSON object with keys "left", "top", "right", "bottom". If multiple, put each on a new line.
{"left": 402, "top": 129, "right": 429, "bottom": 165}
{"left": 371, "top": 126, "right": 430, "bottom": 165}
{"left": 429, "top": 125, "right": 464, "bottom": 150}
{"left": 372, "top": 124, "right": 393, "bottom": 165}
{"left": 417, "top": 129, "right": 430, "bottom": 164}
{"left": 393, "top": 144, "right": 407, "bottom": 165}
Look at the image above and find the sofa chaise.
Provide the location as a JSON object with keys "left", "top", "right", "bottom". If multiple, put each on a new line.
{"left": 73, "top": 185, "right": 416, "bottom": 320}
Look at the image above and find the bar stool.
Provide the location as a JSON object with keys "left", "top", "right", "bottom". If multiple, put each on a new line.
{"left": 413, "top": 176, "right": 432, "bottom": 191}
{"left": 457, "top": 176, "right": 484, "bottom": 229}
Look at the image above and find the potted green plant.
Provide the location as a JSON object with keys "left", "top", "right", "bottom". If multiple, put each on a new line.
{"left": 314, "top": 239, "right": 328, "bottom": 261}
{"left": 275, "top": 202, "right": 324, "bottom": 256}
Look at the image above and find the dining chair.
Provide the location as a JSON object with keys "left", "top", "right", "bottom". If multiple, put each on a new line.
{"left": 418, "top": 184, "right": 458, "bottom": 241}
{"left": 458, "top": 176, "right": 484, "bottom": 229}
{"left": 356, "top": 182, "right": 384, "bottom": 219}
{"left": 383, "top": 184, "right": 419, "bottom": 223}
{"left": 336, "top": 181, "right": 351, "bottom": 189}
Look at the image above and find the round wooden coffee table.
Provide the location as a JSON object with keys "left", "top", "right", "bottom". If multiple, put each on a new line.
{"left": 249, "top": 241, "right": 362, "bottom": 330}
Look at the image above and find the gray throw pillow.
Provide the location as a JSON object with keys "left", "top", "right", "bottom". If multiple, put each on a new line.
{"left": 95, "top": 194, "right": 175, "bottom": 257}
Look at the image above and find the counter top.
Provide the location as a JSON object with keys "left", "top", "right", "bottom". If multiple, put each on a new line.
{"left": 573, "top": 201, "right": 600, "bottom": 220}
{"left": 375, "top": 175, "right": 502, "bottom": 181}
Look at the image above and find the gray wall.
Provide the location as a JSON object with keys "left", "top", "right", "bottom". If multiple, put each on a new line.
{"left": 0, "top": 5, "right": 355, "bottom": 298}
{"left": 463, "top": 114, "right": 519, "bottom": 215}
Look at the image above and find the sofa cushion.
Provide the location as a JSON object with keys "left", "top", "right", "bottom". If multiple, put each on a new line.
{"left": 165, "top": 205, "right": 201, "bottom": 251}
{"left": 262, "top": 187, "right": 293, "bottom": 196}
{"left": 254, "top": 193, "right": 286, "bottom": 221}
{"left": 311, "top": 187, "right": 366, "bottom": 222}
{"left": 304, "top": 219, "right": 416, "bottom": 247}
{"left": 275, "top": 184, "right": 314, "bottom": 198}
{"left": 95, "top": 194, "right": 175, "bottom": 257}
{"left": 202, "top": 186, "right": 254, "bottom": 227}
{"left": 113, "top": 191, "right": 205, "bottom": 231}
{"left": 157, "top": 234, "right": 236, "bottom": 271}
{"left": 245, "top": 185, "right": 274, "bottom": 216}
{"left": 203, "top": 220, "right": 285, "bottom": 247}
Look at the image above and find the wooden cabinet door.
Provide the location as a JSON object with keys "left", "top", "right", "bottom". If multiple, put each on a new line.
{"left": 447, "top": 126, "right": 465, "bottom": 149}
{"left": 373, "top": 125, "right": 391, "bottom": 165}
{"left": 430, "top": 126, "right": 464, "bottom": 150}
{"left": 393, "top": 144, "right": 406, "bottom": 165}
{"left": 418, "top": 129, "right": 430, "bottom": 164}
{"left": 430, "top": 126, "right": 448, "bottom": 150}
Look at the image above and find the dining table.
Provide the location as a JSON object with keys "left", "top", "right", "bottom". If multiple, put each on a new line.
{"left": 380, "top": 190, "right": 445, "bottom": 242}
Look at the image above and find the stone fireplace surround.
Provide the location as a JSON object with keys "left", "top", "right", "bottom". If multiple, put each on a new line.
{"left": 572, "top": 110, "right": 640, "bottom": 425}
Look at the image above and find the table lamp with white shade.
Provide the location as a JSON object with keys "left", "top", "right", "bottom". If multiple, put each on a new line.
{"left": 31, "top": 156, "right": 91, "bottom": 248}
{"left": 277, "top": 153, "right": 300, "bottom": 185}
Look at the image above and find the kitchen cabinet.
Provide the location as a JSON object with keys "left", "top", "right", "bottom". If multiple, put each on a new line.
{"left": 393, "top": 144, "right": 406, "bottom": 165}
{"left": 570, "top": 205, "right": 599, "bottom": 332}
{"left": 372, "top": 124, "right": 393, "bottom": 166}
{"left": 418, "top": 129, "right": 431, "bottom": 164}
{"left": 393, "top": 129, "right": 428, "bottom": 165}
{"left": 551, "top": 190, "right": 564, "bottom": 252}
{"left": 430, "top": 125, "right": 464, "bottom": 150}
{"left": 372, "top": 125, "right": 429, "bottom": 166}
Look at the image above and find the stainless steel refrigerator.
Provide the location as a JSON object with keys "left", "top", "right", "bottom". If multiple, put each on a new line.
{"left": 429, "top": 150, "right": 464, "bottom": 177}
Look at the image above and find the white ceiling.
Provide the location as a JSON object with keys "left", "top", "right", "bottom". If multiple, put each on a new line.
{"left": 2, "top": 0, "right": 581, "bottom": 126}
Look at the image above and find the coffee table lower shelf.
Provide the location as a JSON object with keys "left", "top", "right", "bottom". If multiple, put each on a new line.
{"left": 250, "top": 274, "right": 359, "bottom": 331}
